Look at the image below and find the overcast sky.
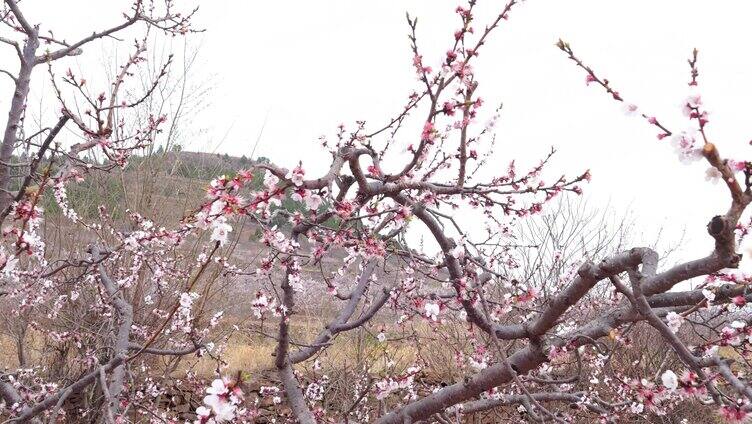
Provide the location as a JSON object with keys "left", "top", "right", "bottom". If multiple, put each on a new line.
{"left": 203, "top": 0, "right": 752, "bottom": 270}
{"left": 4, "top": 1, "right": 752, "bottom": 271}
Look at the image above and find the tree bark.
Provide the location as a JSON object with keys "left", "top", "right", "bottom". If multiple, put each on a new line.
{"left": 0, "top": 29, "right": 38, "bottom": 212}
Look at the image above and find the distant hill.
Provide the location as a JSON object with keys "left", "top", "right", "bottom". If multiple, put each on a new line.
{"left": 128, "top": 150, "right": 260, "bottom": 180}
{"left": 42, "top": 150, "right": 316, "bottom": 227}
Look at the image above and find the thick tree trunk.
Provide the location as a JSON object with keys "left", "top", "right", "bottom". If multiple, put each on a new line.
{"left": 0, "top": 32, "right": 38, "bottom": 212}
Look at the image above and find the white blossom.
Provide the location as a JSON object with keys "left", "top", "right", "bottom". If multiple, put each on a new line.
{"left": 731, "top": 320, "right": 747, "bottom": 329}
{"left": 705, "top": 167, "right": 722, "bottom": 184}
{"left": 661, "top": 370, "right": 678, "bottom": 391}
{"left": 210, "top": 217, "right": 233, "bottom": 246}
{"left": 622, "top": 103, "right": 638, "bottom": 116}
{"left": 425, "top": 302, "right": 440, "bottom": 321}
{"left": 666, "top": 312, "right": 684, "bottom": 334}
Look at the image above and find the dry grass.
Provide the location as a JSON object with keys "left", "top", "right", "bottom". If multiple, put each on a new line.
{"left": 0, "top": 335, "right": 17, "bottom": 366}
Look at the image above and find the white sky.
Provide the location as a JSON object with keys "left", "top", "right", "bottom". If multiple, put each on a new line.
{"left": 4, "top": 0, "right": 752, "bottom": 270}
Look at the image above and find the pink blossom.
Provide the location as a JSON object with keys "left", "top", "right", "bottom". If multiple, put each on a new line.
{"left": 291, "top": 188, "right": 306, "bottom": 203}
{"left": 289, "top": 165, "right": 305, "bottom": 186}
{"left": 263, "top": 171, "right": 279, "bottom": 190}
{"left": 720, "top": 406, "right": 748, "bottom": 422}
{"left": 421, "top": 121, "right": 436, "bottom": 143}
{"left": 729, "top": 160, "right": 748, "bottom": 172}
{"left": 237, "top": 169, "right": 253, "bottom": 182}
{"left": 363, "top": 237, "right": 386, "bottom": 257}
{"left": 412, "top": 54, "right": 432, "bottom": 75}
{"left": 442, "top": 101, "right": 457, "bottom": 116}
{"left": 515, "top": 288, "right": 538, "bottom": 303}
{"left": 367, "top": 165, "right": 380, "bottom": 176}
{"left": 304, "top": 193, "right": 323, "bottom": 211}
{"left": 670, "top": 132, "right": 702, "bottom": 164}
{"left": 548, "top": 345, "right": 567, "bottom": 360}
{"left": 682, "top": 94, "right": 702, "bottom": 117}
{"left": 335, "top": 201, "right": 355, "bottom": 218}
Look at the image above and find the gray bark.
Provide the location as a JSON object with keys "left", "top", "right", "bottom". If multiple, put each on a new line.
{"left": 0, "top": 25, "right": 38, "bottom": 212}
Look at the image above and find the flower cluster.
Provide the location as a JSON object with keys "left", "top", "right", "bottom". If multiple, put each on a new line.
{"left": 195, "top": 378, "right": 244, "bottom": 423}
